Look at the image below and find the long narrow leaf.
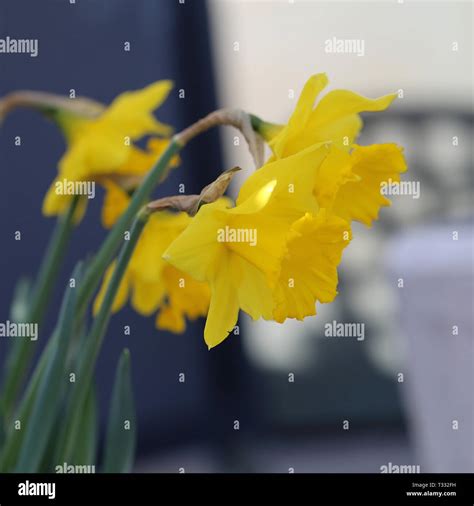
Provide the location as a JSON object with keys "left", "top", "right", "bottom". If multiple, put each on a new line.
{"left": 0, "top": 331, "right": 53, "bottom": 471}
{"left": 102, "top": 349, "right": 136, "bottom": 473}
{"left": 70, "top": 383, "right": 98, "bottom": 468}
{"left": 14, "top": 262, "right": 83, "bottom": 472}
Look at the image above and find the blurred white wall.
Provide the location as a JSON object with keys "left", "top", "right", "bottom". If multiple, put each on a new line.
{"left": 208, "top": 0, "right": 472, "bottom": 173}
{"left": 209, "top": 0, "right": 472, "bottom": 111}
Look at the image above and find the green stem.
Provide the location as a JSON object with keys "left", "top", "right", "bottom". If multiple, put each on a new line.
{"left": 57, "top": 209, "right": 150, "bottom": 463}
{"left": 0, "top": 195, "right": 79, "bottom": 419}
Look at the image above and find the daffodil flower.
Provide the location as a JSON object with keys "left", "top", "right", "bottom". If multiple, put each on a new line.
{"left": 43, "top": 81, "right": 176, "bottom": 224}
{"left": 163, "top": 143, "right": 350, "bottom": 348}
{"left": 94, "top": 210, "right": 210, "bottom": 334}
{"left": 258, "top": 74, "right": 407, "bottom": 227}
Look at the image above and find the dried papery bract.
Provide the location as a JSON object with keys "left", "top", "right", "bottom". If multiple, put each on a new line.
{"left": 147, "top": 166, "right": 241, "bottom": 216}
{"left": 147, "top": 195, "right": 202, "bottom": 215}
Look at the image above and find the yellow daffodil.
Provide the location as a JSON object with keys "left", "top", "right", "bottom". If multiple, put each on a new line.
{"left": 43, "top": 81, "right": 176, "bottom": 224}
{"left": 94, "top": 210, "right": 210, "bottom": 334}
{"left": 163, "top": 143, "right": 349, "bottom": 348}
{"left": 258, "top": 74, "right": 407, "bottom": 227}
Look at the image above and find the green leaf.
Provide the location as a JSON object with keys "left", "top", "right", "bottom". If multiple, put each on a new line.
{"left": 70, "top": 384, "right": 98, "bottom": 466}
{"left": 102, "top": 349, "right": 136, "bottom": 473}
{"left": 0, "top": 332, "right": 53, "bottom": 471}
{"left": 14, "top": 262, "right": 83, "bottom": 472}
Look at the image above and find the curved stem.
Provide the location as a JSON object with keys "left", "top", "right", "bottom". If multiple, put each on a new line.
{"left": 0, "top": 91, "right": 104, "bottom": 122}
{"left": 174, "top": 108, "right": 243, "bottom": 145}
{"left": 175, "top": 108, "right": 264, "bottom": 166}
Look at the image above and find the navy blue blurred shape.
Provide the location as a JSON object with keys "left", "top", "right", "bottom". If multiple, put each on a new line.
{"left": 0, "top": 0, "right": 251, "bottom": 460}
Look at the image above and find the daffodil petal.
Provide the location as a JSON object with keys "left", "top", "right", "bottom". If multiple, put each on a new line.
{"left": 270, "top": 73, "right": 328, "bottom": 157}
{"left": 307, "top": 90, "right": 396, "bottom": 148}
{"left": 42, "top": 179, "right": 88, "bottom": 224}
{"left": 131, "top": 277, "right": 165, "bottom": 316}
{"left": 102, "top": 80, "right": 174, "bottom": 138}
{"left": 204, "top": 252, "right": 240, "bottom": 349}
{"left": 163, "top": 202, "right": 228, "bottom": 282}
{"left": 235, "top": 255, "right": 274, "bottom": 321}
{"left": 309, "top": 90, "right": 396, "bottom": 130}
{"left": 101, "top": 180, "right": 131, "bottom": 229}
{"left": 237, "top": 141, "right": 329, "bottom": 218}
{"left": 130, "top": 212, "right": 188, "bottom": 282}
{"left": 156, "top": 305, "right": 186, "bottom": 334}
{"left": 162, "top": 266, "right": 210, "bottom": 319}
